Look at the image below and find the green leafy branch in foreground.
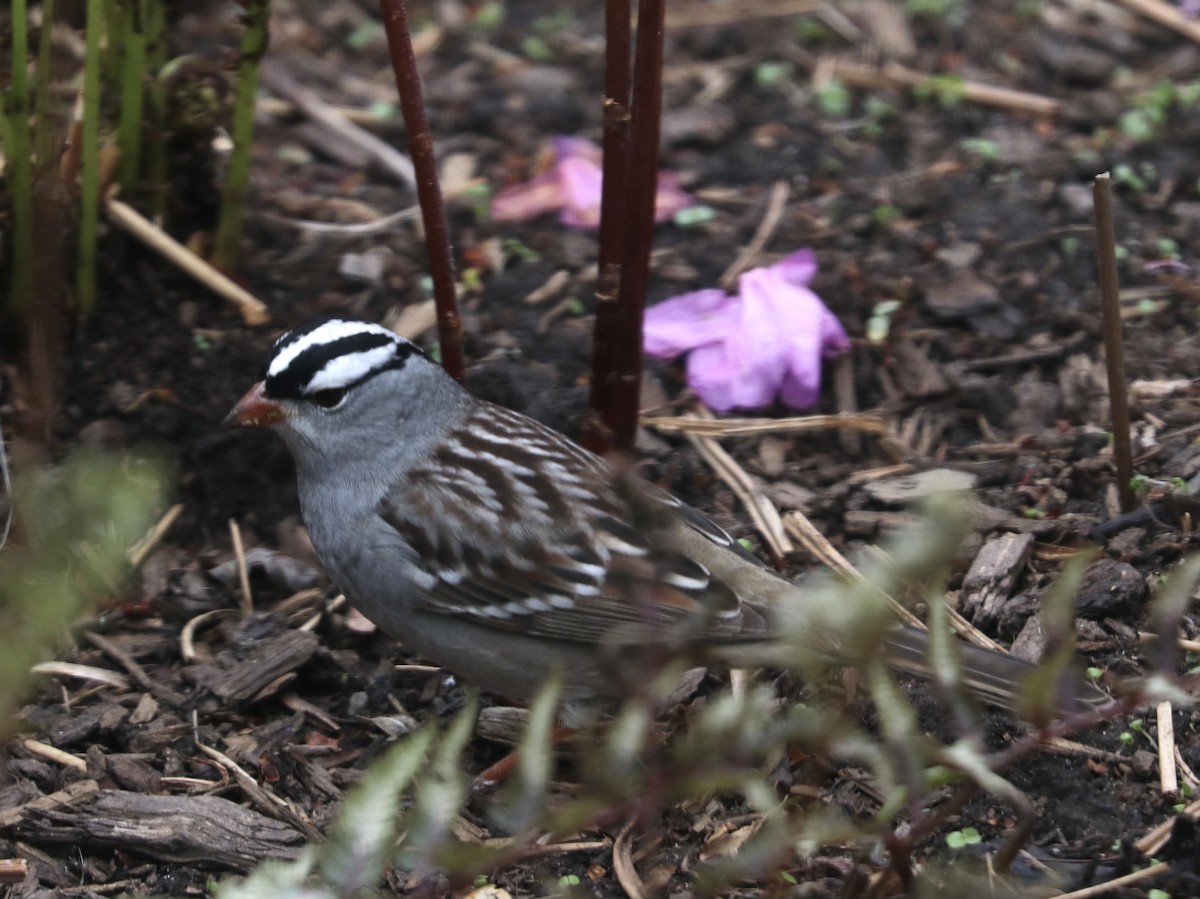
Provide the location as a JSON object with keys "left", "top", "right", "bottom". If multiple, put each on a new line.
{"left": 212, "top": 505, "right": 1199, "bottom": 897}
{"left": 0, "top": 450, "right": 167, "bottom": 728}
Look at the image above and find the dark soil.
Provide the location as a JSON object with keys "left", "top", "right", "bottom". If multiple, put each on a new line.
{"left": 6, "top": 0, "right": 1200, "bottom": 895}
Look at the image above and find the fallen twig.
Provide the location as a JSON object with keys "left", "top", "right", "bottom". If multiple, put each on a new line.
{"left": 104, "top": 197, "right": 270, "bottom": 325}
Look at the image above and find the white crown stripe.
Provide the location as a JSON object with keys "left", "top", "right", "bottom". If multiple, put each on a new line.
{"left": 306, "top": 344, "right": 399, "bottom": 392}
{"left": 267, "top": 320, "right": 395, "bottom": 380}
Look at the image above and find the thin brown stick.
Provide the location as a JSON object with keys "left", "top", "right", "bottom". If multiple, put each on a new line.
{"left": 377, "top": 0, "right": 465, "bottom": 383}
{"left": 719, "top": 179, "right": 789, "bottom": 288}
{"left": 824, "top": 58, "right": 1062, "bottom": 118}
{"left": 1093, "top": 173, "right": 1135, "bottom": 513}
{"left": 1156, "top": 700, "right": 1178, "bottom": 794}
{"left": 1113, "top": 0, "right": 1200, "bottom": 45}
{"left": 104, "top": 197, "right": 269, "bottom": 325}
{"left": 229, "top": 518, "right": 253, "bottom": 616}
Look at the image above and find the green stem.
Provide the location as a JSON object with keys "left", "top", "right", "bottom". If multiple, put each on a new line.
{"left": 77, "top": 0, "right": 105, "bottom": 317}
{"left": 6, "top": 0, "right": 34, "bottom": 321}
{"left": 116, "top": 0, "right": 147, "bottom": 192}
{"left": 143, "top": 0, "right": 168, "bottom": 221}
{"left": 212, "top": 0, "right": 271, "bottom": 270}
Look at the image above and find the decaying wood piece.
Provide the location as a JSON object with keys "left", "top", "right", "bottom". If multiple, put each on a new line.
{"left": 0, "top": 778, "right": 100, "bottom": 829}
{"left": 11, "top": 790, "right": 305, "bottom": 871}
{"left": 960, "top": 532, "right": 1035, "bottom": 631}
{"left": 190, "top": 629, "right": 320, "bottom": 705}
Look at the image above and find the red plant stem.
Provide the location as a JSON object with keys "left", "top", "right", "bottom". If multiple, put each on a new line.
{"left": 590, "top": 0, "right": 666, "bottom": 454}
{"left": 582, "top": 0, "right": 633, "bottom": 454}
{"left": 377, "top": 0, "right": 465, "bottom": 383}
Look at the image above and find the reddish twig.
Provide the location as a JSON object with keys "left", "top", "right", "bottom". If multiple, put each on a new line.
{"left": 377, "top": 0, "right": 465, "bottom": 383}
{"left": 582, "top": 0, "right": 633, "bottom": 454}
{"left": 586, "top": 0, "right": 666, "bottom": 453}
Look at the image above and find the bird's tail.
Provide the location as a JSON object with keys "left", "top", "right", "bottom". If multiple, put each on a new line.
{"left": 882, "top": 625, "right": 1110, "bottom": 713}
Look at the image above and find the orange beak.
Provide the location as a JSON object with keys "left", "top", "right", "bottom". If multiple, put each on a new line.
{"left": 224, "top": 381, "right": 286, "bottom": 427}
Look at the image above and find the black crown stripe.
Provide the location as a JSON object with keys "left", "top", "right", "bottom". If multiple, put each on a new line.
{"left": 265, "top": 331, "right": 417, "bottom": 400}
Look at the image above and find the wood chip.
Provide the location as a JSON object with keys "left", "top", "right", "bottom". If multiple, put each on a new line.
{"left": 10, "top": 789, "right": 304, "bottom": 871}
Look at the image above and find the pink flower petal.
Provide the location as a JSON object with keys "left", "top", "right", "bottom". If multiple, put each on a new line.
{"left": 492, "top": 137, "right": 693, "bottom": 229}
{"left": 644, "top": 289, "right": 737, "bottom": 357}
{"left": 557, "top": 155, "right": 605, "bottom": 227}
{"left": 768, "top": 248, "right": 818, "bottom": 288}
{"left": 552, "top": 136, "right": 602, "bottom": 165}
{"left": 490, "top": 170, "right": 564, "bottom": 221}
{"left": 653, "top": 171, "right": 694, "bottom": 222}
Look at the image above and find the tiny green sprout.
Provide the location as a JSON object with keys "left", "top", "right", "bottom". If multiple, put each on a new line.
{"left": 673, "top": 205, "right": 716, "bottom": 228}
{"left": 1119, "top": 108, "right": 1159, "bottom": 143}
{"left": 1119, "top": 730, "right": 1135, "bottom": 746}
{"left": 1130, "top": 472, "right": 1149, "bottom": 492}
{"left": 867, "top": 299, "right": 902, "bottom": 344}
{"left": 945, "top": 827, "right": 982, "bottom": 849}
{"left": 461, "top": 268, "right": 484, "bottom": 293}
{"left": 1021, "top": 507, "right": 1045, "bottom": 519}
{"left": 474, "top": 875, "right": 491, "bottom": 888}
{"left": 346, "top": 21, "right": 386, "bottom": 50}
{"left": 1156, "top": 237, "right": 1180, "bottom": 260}
{"left": 1170, "top": 477, "right": 1189, "bottom": 495}
{"left": 368, "top": 100, "right": 399, "bottom": 121}
{"left": 905, "top": 0, "right": 966, "bottom": 23}
{"left": 429, "top": 341, "right": 442, "bottom": 364}
{"left": 755, "top": 61, "right": 795, "bottom": 90}
{"left": 814, "top": 76, "right": 850, "bottom": 117}
{"left": 914, "top": 74, "right": 966, "bottom": 109}
{"left": 1134, "top": 298, "right": 1163, "bottom": 317}
{"left": 558, "top": 873, "right": 582, "bottom": 887}
{"left": 960, "top": 137, "right": 999, "bottom": 163}
{"left": 779, "top": 871, "right": 798, "bottom": 885}
{"left": 193, "top": 333, "right": 212, "bottom": 351}
{"left": 566, "top": 297, "right": 586, "bottom": 316}
{"left": 1113, "top": 163, "right": 1147, "bottom": 193}
{"left": 472, "top": 2, "right": 505, "bottom": 31}
{"left": 533, "top": 10, "right": 577, "bottom": 34}
{"left": 866, "top": 97, "right": 897, "bottom": 121}
{"left": 521, "top": 36, "right": 553, "bottom": 62}
{"left": 1130, "top": 718, "right": 1147, "bottom": 735}
{"left": 1182, "top": 781, "right": 1195, "bottom": 799}
{"left": 794, "top": 16, "right": 834, "bottom": 46}
{"left": 737, "top": 537, "right": 755, "bottom": 551}
{"left": 1016, "top": 0, "right": 1044, "bottom": 19}
{"left": 1178, "top": 81, "right": 1200, "bottom": 107}
{"left": 1060, "top": 236, "right": 1081, "bottom": 257}
{"left": 503, "top": 238, "right": 540, "bottom": 264}
{"left": 460, "top": 182, "right": 493, "bottom": 221}
{"left": 1174, "top": 802, "right": 1187, "bottom": 813}
{"left": 1147, "top": 889, "right": 1171, "bottom": 899}
{"left": 1086, "top": 667, "right": 1103, "bottom": 682}
{"left": 1114, "top": 245, "right": 1130, "bottom": 265}
{"left": 872, "top": 204, "right": 902, "bottom": 228}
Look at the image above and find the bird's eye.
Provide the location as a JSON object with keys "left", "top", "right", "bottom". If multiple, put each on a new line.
{"left": 309, "top": 388, "right": 348, "bottom": 409}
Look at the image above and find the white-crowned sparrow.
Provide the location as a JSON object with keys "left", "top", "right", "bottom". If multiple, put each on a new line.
{"left": 226, "top": 318, "right": 1104, "bottom": 719}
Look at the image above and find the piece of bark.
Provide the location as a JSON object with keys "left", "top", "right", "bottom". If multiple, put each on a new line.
{"left": 1076, "top": 559, "right": 1147, "bottom": 619}
{"left": 0, "top": 779, "right": 100, "bottom": 829}
{"left": 195, "top": 629, "right": 319, "bottom": 705}
{"left": 11, "top": 790, "right": 304, "bottom": 871}
{"left": 961, "top": 532, "right": 1035, "bottom": 631}
{"left": 890, "top": 337, "right": 949, "bottom": 398}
